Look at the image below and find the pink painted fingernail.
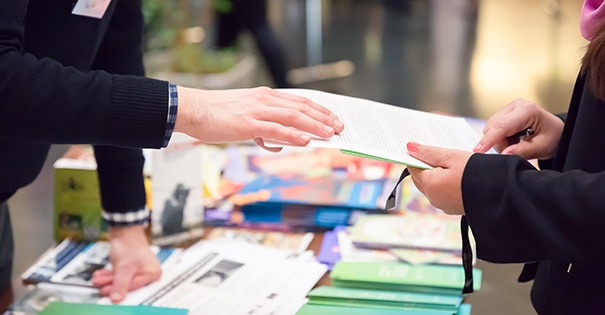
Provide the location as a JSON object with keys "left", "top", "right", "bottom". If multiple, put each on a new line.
{"left": 407, "top": 142, "right": 420, "bottom": 153}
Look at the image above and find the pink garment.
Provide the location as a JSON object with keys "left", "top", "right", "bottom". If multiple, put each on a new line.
{"left": 581, "top": 0, "right": 605, "bottom": 40}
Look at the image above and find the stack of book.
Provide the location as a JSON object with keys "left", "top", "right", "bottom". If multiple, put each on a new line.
{"left": 203, "top": 144, "right": 402, "bottom": 230}
{"left": 295, "top": 261, "right": 480, "bottom": 315}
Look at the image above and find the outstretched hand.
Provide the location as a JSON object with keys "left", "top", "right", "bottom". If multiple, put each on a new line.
{"left": 473, "top": 98, "right": 564, "bottom": 160}
{"left": 406, "top": 142, "right": 473, "bottom": 215}
{"left": 92, "top": 225, "right": 161, "bottom": 303}
{"left": 174, "top": 87, "right": 345, "bottom": 151}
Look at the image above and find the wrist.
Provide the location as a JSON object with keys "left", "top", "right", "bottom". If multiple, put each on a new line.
{"left": 109, "top": 224, "right": 148, "bottom": 242}
{"left": 174, "top": 86, "right": 194, "bottom": 135}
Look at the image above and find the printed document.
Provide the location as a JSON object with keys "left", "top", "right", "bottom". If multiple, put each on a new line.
{"left": 274, "top": 89, "right": 481, "bottom": 169}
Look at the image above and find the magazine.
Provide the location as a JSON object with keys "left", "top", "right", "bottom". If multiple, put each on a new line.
{"left": 21, "top": 238, "right": 182, "bottom": 287}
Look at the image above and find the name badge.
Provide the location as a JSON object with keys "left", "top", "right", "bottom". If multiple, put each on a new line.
{"left": 72, "top": 0, "right": 111, "bottom": 19}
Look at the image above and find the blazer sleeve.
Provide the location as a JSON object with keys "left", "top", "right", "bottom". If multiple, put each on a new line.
{"left": 0, "top": 0, "right": 168, "bottom": 149}
{"left": 461, "top": 153, "right": 605, "bottom": 266}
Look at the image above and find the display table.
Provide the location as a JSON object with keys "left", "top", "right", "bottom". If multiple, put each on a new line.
{"left": 0, "top": 227, "right": 330, "bottom": 313}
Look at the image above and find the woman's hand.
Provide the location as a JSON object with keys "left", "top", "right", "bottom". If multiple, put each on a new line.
{"left": 473, "top": 98, "right": 564, "bottom": 160}
{"left": 406, "top": 142, "right": 473, "bottom": 215}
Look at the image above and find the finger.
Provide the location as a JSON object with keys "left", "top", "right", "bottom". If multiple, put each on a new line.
{"left": 270, "top": 90, "right": 331, "bottom": 113}
{"left": 100, "top": 285, "right": 112, "bottom": 297}
{"left": 254, "top": 106, "right": 337, "bottom": 140}
{"left": 406, "top": 142, "right": 452, "bottom": 168}
{"left": 246, "top": 121, "right": 312, "bottom": 146}
{"left": 126, "top": 273, "right": 161, "bottom": 292}
{"left": 253, "top": 138, "right": 283, "bottom": 152}
{"left": 268, "top": 91, "right": 345, "bottom": 133}
{"left": 476, "top": 110, "right": 532, "bottom": 153}
{"left": 109, "top": 265, "right": 137, "bottom": 303}
{"left": 406, "top": 167, "right": 425, "bottom": 194}
{"left": 92, "top": 272, "right": 114, "bottom": 287}
{"left": 93, "top": 268, "right": 113, "bottom": 278}
{"left": 501, "top": 139, "right": 539, "bottom": 158}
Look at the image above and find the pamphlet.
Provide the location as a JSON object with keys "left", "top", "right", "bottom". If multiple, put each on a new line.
{"left": 272, "top": 89, "right": 481, "bottom": 169}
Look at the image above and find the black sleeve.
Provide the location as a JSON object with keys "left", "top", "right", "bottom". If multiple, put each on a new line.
{"left": 92, "top": 0, "right": 148, "bottom": 217}
{"left": 462, "top": 153, "right": 605, "bottom": 265}
{"left": 0, "top": 0, "right": 168, "bottom": 148}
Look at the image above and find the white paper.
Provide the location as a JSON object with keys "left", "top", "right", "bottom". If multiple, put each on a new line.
{"left": 119, "top": 240, "right": 327, "bottom": 315}
{"left": 272, "top": 89, "right": 481, "bottom": 169}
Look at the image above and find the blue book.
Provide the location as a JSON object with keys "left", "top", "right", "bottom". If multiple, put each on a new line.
{"left": 230, "top": 175, "right": 388, "bottom": 227}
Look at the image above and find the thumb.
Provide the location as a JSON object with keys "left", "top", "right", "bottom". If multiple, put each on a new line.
{"left": 406, "top": 142, "right": 451, "bottom": 167}
{"left": 110, "top": 264, "right": 136, "bottom": 303}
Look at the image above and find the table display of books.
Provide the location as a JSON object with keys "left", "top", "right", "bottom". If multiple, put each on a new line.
{"left": 9, "top": 237, "right": 326, "bottom": 315}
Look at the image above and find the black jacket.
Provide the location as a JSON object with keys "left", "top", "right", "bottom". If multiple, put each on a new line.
{"left": 462, "top": 73, "right": 605, "bottom": 313}
{"left": 0, "top": 0, "right": 170, "bottom": 210}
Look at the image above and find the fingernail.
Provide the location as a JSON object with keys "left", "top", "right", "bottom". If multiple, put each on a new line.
{"left": 111, "top": 292, "right": 122, "bottom": 301}
{"left": 473, "top": 144, "right": 482, "bottom": 152}
{"left": 334, "top": 120, "right": 344, "bottom": 130}
{"left": 324, "top": 125, "right": 334, "bottom": 135}
{"left": 407, "top": 142, "right": 420, "bottom": 153}
{"left": 300, "top": 134, "right": 310, "bottom": 143}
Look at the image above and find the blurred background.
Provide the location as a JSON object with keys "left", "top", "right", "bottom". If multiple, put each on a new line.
{"left": 10, "top": 0, "right": 586, "bottom": 314}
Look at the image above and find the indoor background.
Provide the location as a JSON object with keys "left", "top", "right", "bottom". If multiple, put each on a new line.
{"left": 10, "top": 0, "right": 586, "bottom": 314}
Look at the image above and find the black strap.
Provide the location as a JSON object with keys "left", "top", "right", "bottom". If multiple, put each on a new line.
{"left": 385, "top": 168, "right": 474, "bottom": 294}
{"left": 385, "top": 168, "right": 410, "bottom": 210}
{"left": 461, "top": 215, "right": 474, "bottom": 294}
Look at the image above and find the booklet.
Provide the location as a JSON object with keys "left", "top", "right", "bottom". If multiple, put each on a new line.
{"left": 272, "top": 89, "right": 481, "bottom": 169}
{"left": 21, "top": 238, "right": 182, "bottom": 287}
{"left": 38, "top": 302, "right": 188, "bottom": 315}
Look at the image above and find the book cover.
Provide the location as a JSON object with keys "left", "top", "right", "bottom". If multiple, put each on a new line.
{"left": 38, "top": 302, "right": 188, "bottom": 315}
{"left": 53, "top": 145, "right": 107, "bottom": 241}
{"left": 205, "top": 227, "right": 314, "bottom": 254}
{"left": 349, "top": 214, "right": 463, "bottom": 253}
{"left": 228, "top": 175, "right": 390, "bottom": 228}
{"left": 329, "top": 261, "right": 482, "bottom": 295}
{"left": 232, "top": 175, "right": 388, "bottom": 210}
{"left": 307, "top": 286, "right": 463, "bottom": 311}
{"left": 21, "top": 238, "right": 182, "bottom": 287}
{"left": 316, "top": 229, "right": 341, "bottom": 270}
{"left": 151, "top": 133, "right": 204, "bottom": 245}
{"left": 295, "top": 304, "right": 454, "bottom": 315}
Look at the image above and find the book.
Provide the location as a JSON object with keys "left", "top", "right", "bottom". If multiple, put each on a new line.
{"left": 228, "top": 174, "right": 392, "bottom": 228}
{"left": 296, "top": 304, "right": 471, "bottom": 315}
{"left": 271, "top": 89, "right": 482, "bottom": 169}
{"left": 316, "top": 229, "right": 341, "bottom": 270}
{"left": 295, "top": 304, "right": 455, "bottom": 315}
{"left": 21, "top": 238, "right": 182, "bottom": 287}
{"left": 38, "top": 301, "right": 188, "bottom": 315}
{"left": 53, "top": 145, "right": 107, "bottom": 241}
{"left": 151, "top": 133, "right": 204, "bottom": 246}
{"left": 348, "top": 214, "right": 463, "bottom": 253}
{"left": 204, "top": 226, "right": 314, "bottom": 254}
{"left": 330, "top": 261, "right": 482, "bottom": 295}
{"left": 307, "top": 286, "right": 463, "bottom": 311}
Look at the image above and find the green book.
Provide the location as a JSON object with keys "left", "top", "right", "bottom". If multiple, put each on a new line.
{"left": 307, "top": 286, "right": 462, "bottom": 311}
{"left": 330, "top": 261, "right": 482, "bottom": 295}
{"left": 296, "top": 304, "right": 454, "bottom": 315}
{"left": 38, "top": 302, "right": 189, "bottom": 315}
